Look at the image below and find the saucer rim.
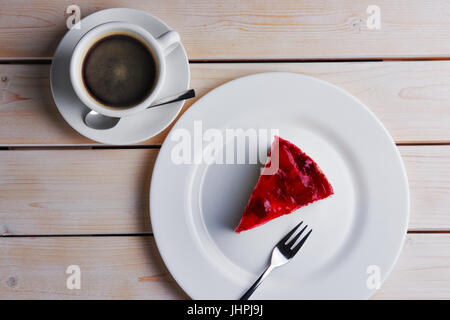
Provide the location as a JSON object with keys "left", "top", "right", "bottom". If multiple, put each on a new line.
{"left": 50, "top": 8, "right": 190, "bottom": 145}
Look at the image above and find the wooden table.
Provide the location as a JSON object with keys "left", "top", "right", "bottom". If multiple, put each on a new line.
{"left": 1, "top": 1, "right": 450, "bottom": 299}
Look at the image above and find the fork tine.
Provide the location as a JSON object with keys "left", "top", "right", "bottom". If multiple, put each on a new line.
{"left": 286, "top": 225, "right": 308, "bottom": 247}
{"left": 278, "top": 221, "right": 303, "bottom": 245}
{"left": 289, "top": 229, "right": 312, "bottom": 258}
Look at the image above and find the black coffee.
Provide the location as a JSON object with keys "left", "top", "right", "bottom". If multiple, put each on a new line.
{"left": 82, "top": 34, "right": 157, "bottom": 108}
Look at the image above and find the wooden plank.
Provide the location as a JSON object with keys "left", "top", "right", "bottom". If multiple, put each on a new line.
{"left": 374, "top": 234, "right": 450, "bottom": 299}
{"left": 1, "top": 62, "right": 450, "bottom": 146}
{"left": 401, "top": 146, "right": 450, "bottom": 231}
{"left": 0, "top": 146, "right": 449, "bottom": 235}
{"left": 0, "top": 234, "right": 448, "bottom": 299}
{"left": 0, "top": 236, "right": 186, "bottom": 299}
{"left": 0, "top": 149, "right": 156, "bottom": 235}
{"left": 2, "top": 1, "right": 450, "bottom": 59}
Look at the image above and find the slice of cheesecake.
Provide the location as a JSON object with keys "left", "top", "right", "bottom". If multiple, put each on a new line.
{"left": 235, "top": 136, "right": 333, "bottom": 233}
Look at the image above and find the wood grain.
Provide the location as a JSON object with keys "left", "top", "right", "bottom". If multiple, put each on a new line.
{"left": 2, "top": 1, "right": 450, "bottom": 59}
{"left": 401, "top": 146, "right": 450, "bottom": 231}
{"left": 0, "top": 234, "right": 448, "bottom": 299}
{"left": 0, "top": 146, "right": 448, "bottom": 235}
{"left": 0, "top": 149, "right": 156, "bottom": 235}
{"left": 1, "top": 62, "right": 450, "bottom": 146}
{"left": 1, "top": 0, "right": 448, "bottom": 301}
{"left": 374, "top": 234, "right": 450, "bottom": 299}
{"left": 0, "top": 236, "right": 187, "bottom": 299}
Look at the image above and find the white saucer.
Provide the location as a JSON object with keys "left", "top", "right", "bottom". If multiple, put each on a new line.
{"left": 150, "top": 73, "right": 410, "bottom": 299}
{"left": 50, "top": 8, "right": 189, "bottom": 145}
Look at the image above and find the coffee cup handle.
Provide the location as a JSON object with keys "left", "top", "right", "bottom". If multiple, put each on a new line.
{"left": 156, "top": 31, "right": 180, "bottom": 56}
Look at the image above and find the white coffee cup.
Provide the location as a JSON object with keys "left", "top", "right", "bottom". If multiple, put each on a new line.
{"left": 70, "top": 21, "right": 180, "bottom": 118}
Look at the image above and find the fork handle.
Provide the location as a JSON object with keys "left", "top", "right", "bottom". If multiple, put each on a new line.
{"left": 240, "top": 265, "right": 275, "bottom": 300}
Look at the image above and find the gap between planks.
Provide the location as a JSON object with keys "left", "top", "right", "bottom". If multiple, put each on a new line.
{"left": 4, "top": 145, "right": 162, "bottom": 150}
{"left": 0, "top": 58, "right": 383, "bottom": 64}
{"left": 3, "top": 142, "right": 450, "bottom": 150}
{"left": 5, "top": 57, "right": 450, "bottom": 64}
{"left": 1, "top": 233, "right": 153, "bottom": 238}
{"left": 1, "top": 231, "right": 450, "bottom": 238}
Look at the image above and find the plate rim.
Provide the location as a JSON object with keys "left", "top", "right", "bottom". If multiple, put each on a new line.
{"left": 150, "top": 72, "right": 410, "bottom": 299}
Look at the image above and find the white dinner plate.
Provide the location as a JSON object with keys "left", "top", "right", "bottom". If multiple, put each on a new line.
{"left": 50, "top": 8, "right": 189, "bottom": 145}
{"left": 150, "top": 72, "right": 410, "bottom": 299}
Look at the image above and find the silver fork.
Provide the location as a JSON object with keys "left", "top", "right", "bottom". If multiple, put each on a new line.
{"left": 240, "top": 221, "right": 312, "bottom": 300}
